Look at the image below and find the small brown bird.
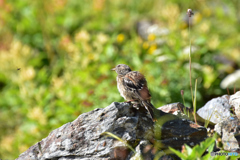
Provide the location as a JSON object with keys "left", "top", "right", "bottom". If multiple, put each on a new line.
{"left": 112, "top": 64, "right": 157, "bottom": 122}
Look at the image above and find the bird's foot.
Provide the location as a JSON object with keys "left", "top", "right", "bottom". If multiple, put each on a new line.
{"left": 125, "top": 101, "right": 132, "bottom": 104}
{"left": 125, "top": 99, "right": 137, "bottom": 103}
{"left": 132, "top": 103, "right": 141, "bottom": 109}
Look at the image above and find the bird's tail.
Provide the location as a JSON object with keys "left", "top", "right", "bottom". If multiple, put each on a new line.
{"left": 141, "top": 101, "right": 157, "bottom": 122}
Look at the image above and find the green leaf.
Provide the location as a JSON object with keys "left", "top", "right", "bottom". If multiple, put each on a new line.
{"left": 102, "top": 132, "right": 136, "bottom": 154}
{"left": 169, "top": 147, "right": 188, "bottom": 159}
{"left": 185, "top": 144, "right": 193, "bottom": 156}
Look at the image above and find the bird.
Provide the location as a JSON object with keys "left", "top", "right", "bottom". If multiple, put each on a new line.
{"left": 112, "top": 64, "right": 157, "bottom": 122}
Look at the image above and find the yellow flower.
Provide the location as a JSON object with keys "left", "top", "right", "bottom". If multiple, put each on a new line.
{"left": 148, "top": 34, "right": 156, "bottom": 41}
{"left": 19, "top": 144, "right": 29, "bottom": 154}
{"left": 142, "top": 42, "right": 149, "bottom": 49}
{"left": 199, "top": 22, "right": 210, "bottom": 33}
{"left": 74, "top": 30, "right": 90, "bottom": 42}
{"left": 203, "top": 8, "right": 212, "bottom": 17}
{"left": 208, "top": 35, "right": 219, "bottom": 50}
{"left": 52, "top": 77, "right": 64, "bottom": 88}
{"left": 148, "top": 44, "right": 157, "bottom": 54}
{"left": 27, "top": 107, "right": 47, "bottom": 125}
{"left": 93, "top": 0, "right": 105, "bottom": 11}
{"left": 230, "top": 49, "right": 240, "bottom": 60}
{"left": 181, "top": 30, "right": 189, "bottom": 39}
{"left": 88, "top": 53, "right": 95, "bottom": 60}
{"left": 0, "top": 135, "right": 14, "bottom": 152}
{"left": 20, "top": 67, "right": 36, "bottom": 81}
{"left": 96, "top": 33, "right": 108, "bottom": 44}
{"left": 203, "top": 65, "right": 216, "bottom": 89}
{"left": 117, "top": 34, "right": 125, "bottom": 43}
{"left": 161, "top": 4, "right": 180, "bottom": 26}
{"left": 193, "top": 12, "right": 202, "bottom": 24}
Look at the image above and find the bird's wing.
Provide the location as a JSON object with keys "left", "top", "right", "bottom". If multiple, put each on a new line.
{"left": 123, "top": 71, "right": 147, "bottom": 100}
{"left": 124, "top": 71, "right": 156, "bottom": 122}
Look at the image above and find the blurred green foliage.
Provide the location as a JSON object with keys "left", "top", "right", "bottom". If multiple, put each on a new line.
{"left": 0, "top": 0, "right": 239, "bottom": 159}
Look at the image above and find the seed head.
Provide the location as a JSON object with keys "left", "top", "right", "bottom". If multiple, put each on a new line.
{"left": 187, "top": 9, "right": 194, "bottom": 17}
{"left": 181, "top": 90, "right": 184, "bottom": 96}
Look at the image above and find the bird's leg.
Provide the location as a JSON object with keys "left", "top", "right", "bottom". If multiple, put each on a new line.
{"left": 133, "top": 103, "right": 142, "bottom": 109}
{"left": 125, "top": 99, "right": 138, "bottom": 103}
{"left": 124, "top": 99, "right": 141, "bottom": 109}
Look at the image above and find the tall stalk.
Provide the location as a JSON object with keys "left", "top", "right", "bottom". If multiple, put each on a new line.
{"left": 187, "top": 9, "right": 197, "bottom": 124}
{"left": 187, "top": 9, "right": 194, "bottom": 106}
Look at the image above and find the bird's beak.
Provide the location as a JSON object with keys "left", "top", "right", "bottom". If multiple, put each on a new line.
{"left": 111, "top": 68, "right": 116, "bottom": 71}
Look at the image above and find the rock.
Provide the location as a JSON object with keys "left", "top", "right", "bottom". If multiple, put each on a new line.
{"left": 214, "top": 116, "right": 240, "bottom": 151}
{"left": 220, "top": 70, "right": 240, "bottom": 89}
{"left": 17, "top": 102, "right": 207, "bottom": 160}
{"left": 159, "top": 103, "right": 214, "bottom": 127}
{"left": 159, "top": 103, "right": 192, "bottom": 119}
{"left": 130, "top": 140, "right": 177, "bottom": 160}
{"left": 213, "top": 55, "right": 237, "bottom": 72}
{"left": 197, "top": 95, "right": 231, "bottom": 124}
{"left": 130, "top": 140, "right": 154, "bottom": 160}
{"left": 154, "top": 117, "right": 207, "bottom": 149}
{"left": 136, "top": 20, "right": 153, "bottom": 40}
{"left": 229, "top": 91, "right": 240, "bottom": 119}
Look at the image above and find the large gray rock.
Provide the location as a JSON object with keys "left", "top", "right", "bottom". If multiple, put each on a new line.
{"left": 197, "top": 95, "right": 231, "bottom": 124}
{"left": 229, "top": 91, "right": 240, "bottom": 119}
{"left": 220, "top": 70, "right": 240, "bottom": 89}
{"left": 214, "top": 116, "right": 240, "bottom": 151}
{"left": 159, "top": 102, "right": 215, "bottom": 127}
{"left": 17, "top": 102, "right": 207, "bottom": 160}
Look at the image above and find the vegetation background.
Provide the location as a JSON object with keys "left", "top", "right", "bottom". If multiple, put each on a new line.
{"left": 0, "top": 0, "right": 239, "bottom": 159}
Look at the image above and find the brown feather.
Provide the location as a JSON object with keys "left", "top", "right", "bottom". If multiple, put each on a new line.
{"left": 113, "top": 64, "right": 157, "bottom": 122}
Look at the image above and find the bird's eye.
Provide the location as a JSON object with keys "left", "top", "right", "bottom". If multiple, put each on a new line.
{"left": 117, "top": 65, "right": 120, "bottom": 67}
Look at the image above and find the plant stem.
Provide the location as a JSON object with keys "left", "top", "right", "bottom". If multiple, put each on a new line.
{"left": 188, "top": 15, "right": 194, "bottom": 107}
{"left": 193, "top": 79, "right": 197, "bottom": 124}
